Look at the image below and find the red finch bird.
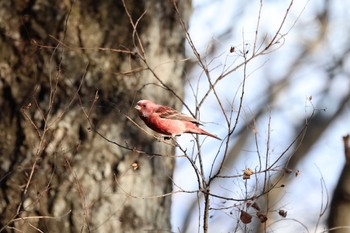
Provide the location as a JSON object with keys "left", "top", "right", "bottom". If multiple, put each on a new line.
{"left": 135, "top": 100, "right": 221, "bottom": 140}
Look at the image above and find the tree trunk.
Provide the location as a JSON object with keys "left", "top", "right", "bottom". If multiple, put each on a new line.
{"left": 0, "top": 0, "right": 191, "bottom": 232}
{"left": 328, "top": 135, "right": 350, "bottom": 233}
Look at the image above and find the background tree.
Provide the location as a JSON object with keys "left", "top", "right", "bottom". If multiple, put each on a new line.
{"left": 0, "top": 0, "right": 191, "bottom": 232}
{"left": 328, "top": 135, "right": 350, "bottom": 233}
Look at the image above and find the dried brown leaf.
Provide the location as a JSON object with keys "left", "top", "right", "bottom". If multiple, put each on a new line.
{"left": 240, "top": 210, "right": 252, "bottom": 224}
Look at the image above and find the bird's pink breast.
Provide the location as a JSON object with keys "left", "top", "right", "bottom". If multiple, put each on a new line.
{"left": 145, "top": 115, "right": 187, "bottom": 136}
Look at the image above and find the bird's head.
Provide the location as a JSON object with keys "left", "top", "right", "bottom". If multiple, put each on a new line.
{"left": 135, "top": 100, "right": 157, "bottom": 117}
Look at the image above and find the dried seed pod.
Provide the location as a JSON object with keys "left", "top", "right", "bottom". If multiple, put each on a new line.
{"left": 240, "top": 210, "right": 252, "bottom": 224}
{"left": 246, "top": 201, "right": 261, "bottom": 211}
{"left": 243, "top": 168, "right": 254, "bottom": 179}
{"left": 256, "top": 212, "right": 268, "bottom": 223}
{"left": 251, "top": 202, "right": 261, "bottom": 211}
{"left": 279, "top": 209, "right": 287, "bottom": 218}
{"left": 131, "top": 161, "right": 140, "bottom": 170}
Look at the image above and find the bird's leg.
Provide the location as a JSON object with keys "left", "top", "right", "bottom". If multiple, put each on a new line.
{"left": 164, "top": 134, "right": 181, "bottom": 141}
{"left": 156, "top": 135, "right": 178, "bottom": 147}
{"left": 163, "top": 136, "right": 172, "bottom": 140}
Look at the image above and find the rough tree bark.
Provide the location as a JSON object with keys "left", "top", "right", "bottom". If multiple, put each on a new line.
{"left": 328, "top": 135, "right": 350, "bottom": 233}
{"left": 0, "top": 0, "right": 191, "bottom": 232}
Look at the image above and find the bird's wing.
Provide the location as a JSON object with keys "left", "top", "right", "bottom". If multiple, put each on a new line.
{"left": 156, "top": 106, "right": 201, "bottom": 125}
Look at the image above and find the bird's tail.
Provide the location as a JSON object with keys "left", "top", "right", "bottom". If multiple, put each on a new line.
{"left": 199, "top": 129, "right": 221, "bottom": 140}
{"left": 184, "top": 122, "right": 221, "bottom": 140}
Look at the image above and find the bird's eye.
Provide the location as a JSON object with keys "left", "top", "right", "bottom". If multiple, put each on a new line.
{"left": 143, "top": 104, "right": 146, "bottom": 108}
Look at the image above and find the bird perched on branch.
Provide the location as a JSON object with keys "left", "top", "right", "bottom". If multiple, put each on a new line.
{"left": 134, "top": 99, "right": 221, "bottom": 140}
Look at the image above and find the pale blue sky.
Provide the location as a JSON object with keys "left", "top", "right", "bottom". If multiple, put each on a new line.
{"left": 172, "top": 0, "right": 350, "bottom": 232}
